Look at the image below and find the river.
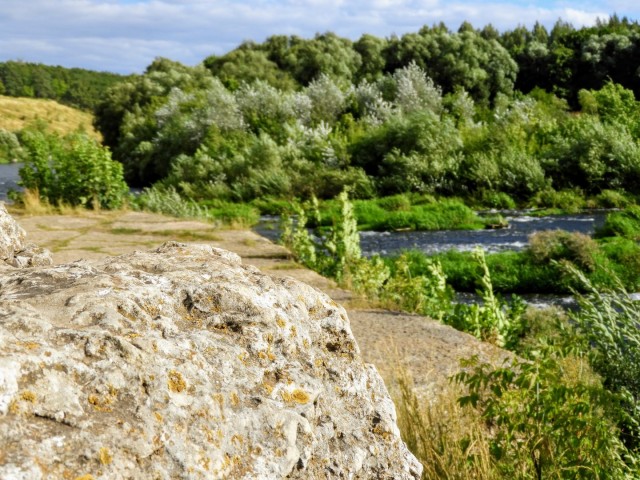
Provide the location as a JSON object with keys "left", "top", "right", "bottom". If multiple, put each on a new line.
{"left": 0, "top": 163, "right": 21, "bottom": 202}
{"left": 254, "top": 211, "right": 608, "bottom": 257}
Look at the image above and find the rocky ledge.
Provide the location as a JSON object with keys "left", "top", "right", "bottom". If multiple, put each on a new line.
{"left": 0, "top": 207, "right": 421, "bottom": 479}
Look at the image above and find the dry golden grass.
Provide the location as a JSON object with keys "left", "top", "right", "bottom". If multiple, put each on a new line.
{"left": 14, "top": 188, "right": 93, "bottom": 216}
{"left": 0, "top": 95, "right": 100, "bottom": 139}
{"left": 391, "top": 361, "right": 496, "bottom": 479}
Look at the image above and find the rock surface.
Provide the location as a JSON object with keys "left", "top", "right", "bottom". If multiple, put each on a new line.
{"left": 0, "top": 235, "right": 422, "bottom": 478}
{"left": 0, "top": 203, "right": 52, "bottom": 268}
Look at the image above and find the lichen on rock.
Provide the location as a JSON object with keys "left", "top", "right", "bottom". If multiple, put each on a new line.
{"left": 0, "top": 207, "right": 422, "bottom": 479}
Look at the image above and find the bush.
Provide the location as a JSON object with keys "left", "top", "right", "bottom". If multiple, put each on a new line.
{"left": 596, "top": 206, "right": 640, "bottom": 240}
{"left": 456, "top": 351, "right": 635, "bottom": 478}
{"left": 528, "top": 230, "right": 600, "bottom": 272}
{"left": 592, "top": 189, "right": 633, "bottom": 209}
{"left": 19, "top": 130, "right": 128, "bottom": 209}
{"left": 0, "top": 129, "right": 27, "bottom": 164}
{"left": 531, "top": 188, "right": 585, "bottom": 213}
{"left": 479, "top": 191, "right": 517, "bottom": 209}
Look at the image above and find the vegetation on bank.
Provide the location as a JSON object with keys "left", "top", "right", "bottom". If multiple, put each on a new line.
{"left": 284, "top": 192, "right": 640, "bottom": 477}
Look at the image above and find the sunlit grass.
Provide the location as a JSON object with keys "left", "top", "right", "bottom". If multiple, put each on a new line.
{"left": 0, "top": 95, "right": 100, "bottom": 139}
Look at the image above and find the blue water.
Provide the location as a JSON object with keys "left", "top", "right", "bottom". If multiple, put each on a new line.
{"left": 0, "top": 163, "right": 21, "bottom": 202}
{"left": 254, "top": 211, "right": 608, "bottom": 257}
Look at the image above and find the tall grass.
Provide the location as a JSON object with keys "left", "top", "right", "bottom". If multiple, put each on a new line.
{"left": 391, "top": 363, "right": 495, "bottom": 479}
{"left": 135, "top": 186, "right": 259, "bottom": 228}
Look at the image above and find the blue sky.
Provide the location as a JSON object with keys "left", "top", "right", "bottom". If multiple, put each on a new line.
{"left": 1, "top": 0, "right": 638, "bottom": 74}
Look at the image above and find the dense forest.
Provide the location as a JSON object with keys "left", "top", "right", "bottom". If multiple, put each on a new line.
{"left": 84, "top": 16, "right": 640, "bottom": 213}
{"left": 0, "top": 61, "right": 127, "bottom": 110}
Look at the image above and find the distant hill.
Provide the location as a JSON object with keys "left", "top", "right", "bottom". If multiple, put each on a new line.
{"left": 0, "top": 95, "right": 100, "bottom": 139}
{"left": 0, "top": 61, "right": 127, "bottom": 111}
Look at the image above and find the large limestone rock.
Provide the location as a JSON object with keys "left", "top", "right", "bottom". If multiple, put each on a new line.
{"left": 0, "top": 237, "right": 422, "bottom": 478}
{"left": 0, "top": 203, "right": 52, "bottom": 268}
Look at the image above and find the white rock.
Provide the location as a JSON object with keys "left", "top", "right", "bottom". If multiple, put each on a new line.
{"left": 0, "top": 227, "right": 422, "bottom": 478}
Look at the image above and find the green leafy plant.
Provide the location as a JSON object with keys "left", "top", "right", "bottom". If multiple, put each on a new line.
{"left": 456, "top": 351, "right": 635, "bottom": 479}
{"left": 568, "top": 264, "right": 640, "bottom": 452}
{"left": 19, "top": 130, "right": 128, "bottom": 209}
{"left": 447, "top": 248, "right": 525, "bottom": 349}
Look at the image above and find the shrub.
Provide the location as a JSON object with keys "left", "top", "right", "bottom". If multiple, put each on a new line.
{"left": 592, "top": 189, "right": 633, "bottom": 209}
{"left": 528, "top": 230, "right": 600, "bottom": 272}
{"left": 479, "top": 191, "right": 517, "bottom": 209}
{"left": 135, "top": 185, "right": 210, "bottom": 219}
{"left": 456, "top": 351, "right": 635, "bottom": 479}
{"left": 0, "top": 129, "right": 27, "bottom": 164}
{"left": 531, "top": 188, "right": 585, "bottom": 213}
{"left": 19, "top": 130, "right": 128, "bottom": 209}
{"left": 596, "top": 205, "right": 640, "bottom": 240}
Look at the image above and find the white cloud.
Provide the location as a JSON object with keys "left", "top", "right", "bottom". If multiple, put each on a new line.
{"left": 0, "top": 0, "right": 636, "bottom": 73}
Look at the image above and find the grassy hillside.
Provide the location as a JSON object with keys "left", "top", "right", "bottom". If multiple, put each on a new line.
{"left": 0, "top": 95, "right": 100, "bottom": 139}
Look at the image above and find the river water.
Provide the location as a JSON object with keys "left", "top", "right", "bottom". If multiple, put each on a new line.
{"left": 0, "top": 163, "right": 21, "bottom": 202}
{"left": 254, "top": 211, "right": 608, "bottom": 257}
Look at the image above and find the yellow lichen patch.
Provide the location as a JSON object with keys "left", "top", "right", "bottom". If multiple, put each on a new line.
{"left": 18, "top": 341, "right": 40, "bottom": 350}
{"left": 154, "top": 412, "right": 163, "bottom": 423}
{"left": 231, "top": 434, "right": 244, "bottom": 448}
{"left": 303, "top": 339, "right": 311, "bottom": 349}
{"left": 8, "top": 399, "right": 20, "bottom": 415}
{"left": 167, "top": 370, "right": 187, "bottom": 393}
{"left": 262, "top": 381, "right": 274, "bottom": 395}
{"left": 230, "top": 392, "right": 240, "bottom": 407}
{"left": 98, "top": 447, "right": 112, "bottom": 466}
{"left": 73, "top": 475, "right": 95, "bottom": 480}
{"left": 289, "top": 325, "right": 297, "bottom": 337}
{"left": 88, "top": 393, "right": 114, "bottom": 413}
{"left": 281, "top": 388, "right": 311, "bottom": 404}
{"left": 372, "top": 424, "right": 393, "bottom": 441}
{"left": 237, "top": 352, "right": 249, "bottom": 365}
{"left": 276, "top": 316, "right": 286, "bottom": 328}
{"left": 21, "top": 391, "right": 37, "bottom": 403}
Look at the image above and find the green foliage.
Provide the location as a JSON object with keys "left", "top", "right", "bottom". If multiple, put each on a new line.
{"left": 0, "top": 60, "right": 126, "bottom": 110}
{"left": 136, "top": 185, "right": 209, "bottom": 218}
{"left": 351, "top": 110, "right": 462, "bottom": 195}
{"left": 456, "top": 351, "right": 635, "bottom": 479}
{"left": 18, "top": 129, "right": 128, "bottom": 209}
{"left": 528, "top": 230, "right": 600, "bottom": 272}
{"left": 0, "top": 129, "right": 27, "bottom": 164}
{"left": 542, "top": 114, "right": 640, "bottom": 193}
{"left": 280, "top": 203, "right": 317, "bottom": 268}
{"left": 479, "top": 191, "right": 517, "bottom": 209}
{"left": 531, "top": 188, "right": 585, "bottom": 213}
{"left": 569, "top": 266, "right": 640, "bottom": 452}
{"left": 383, "top": 253, "right": 452, "bottom": 322}
{"left": 596, "top": 205, "right": 640, "bottom": 240}
{"left": 447, "top": 248, "right": 525, "bottom": 349}
{"left": 590, "top": 189, "right": 633, "bottom": 209}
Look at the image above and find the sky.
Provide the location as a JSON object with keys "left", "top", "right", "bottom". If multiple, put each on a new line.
{"left": 1, "top": 0, "right": 638, "bottom": 75}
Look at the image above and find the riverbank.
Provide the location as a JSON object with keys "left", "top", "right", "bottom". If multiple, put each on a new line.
{"left": 11, "top": 208, "right": 508, "bottom": 398}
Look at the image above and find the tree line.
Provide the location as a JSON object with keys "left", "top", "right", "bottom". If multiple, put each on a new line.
{"left": 0, "top": 61, "right": 127, "bottom": 110}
